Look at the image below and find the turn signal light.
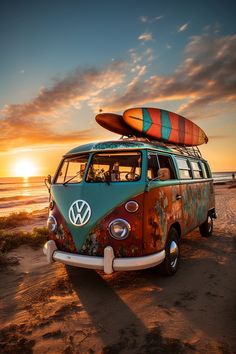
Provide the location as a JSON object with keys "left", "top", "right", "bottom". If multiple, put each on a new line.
{"left": 125, "top": 200, "right": 139, "bottom": 213}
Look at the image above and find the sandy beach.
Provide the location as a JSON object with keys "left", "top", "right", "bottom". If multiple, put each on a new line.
{"left": 0, "top": 184, "right": 235, "bottom": 354}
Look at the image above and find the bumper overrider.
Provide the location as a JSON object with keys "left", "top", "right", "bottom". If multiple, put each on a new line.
{"left": 43, "top": 240, "right": 166, "bottom": 274}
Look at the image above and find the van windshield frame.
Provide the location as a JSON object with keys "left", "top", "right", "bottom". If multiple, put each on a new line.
{"left": 54, "top": 154, "right": 90, "bottom": 184}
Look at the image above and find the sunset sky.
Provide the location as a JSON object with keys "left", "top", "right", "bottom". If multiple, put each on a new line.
{"left": 1, "top": 0, "right": 236, "bottom": 177}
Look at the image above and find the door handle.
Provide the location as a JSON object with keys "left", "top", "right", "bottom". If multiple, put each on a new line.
{"left": 176, "top": 194, "right": 182, "bottom": 200}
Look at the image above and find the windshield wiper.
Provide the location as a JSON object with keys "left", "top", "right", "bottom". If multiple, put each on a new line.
{"left": 63, "top": 171, "right": 82, "bottom": 186}
{"left": 104, "top": 171, "right": 111, "bottom": 185}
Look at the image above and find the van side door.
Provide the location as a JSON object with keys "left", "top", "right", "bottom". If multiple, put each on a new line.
{"left": 143, "top": 152, "right": 182, "bottom": 254}
{"left": 175, "top": 157, "right": 213, "bottom": 234}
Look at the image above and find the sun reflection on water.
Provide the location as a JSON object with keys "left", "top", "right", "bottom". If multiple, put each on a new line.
{"left": 22, "top": 176, "right": 30, "bottom": 196}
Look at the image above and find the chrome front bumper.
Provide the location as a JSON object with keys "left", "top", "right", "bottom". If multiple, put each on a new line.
{"left": 43, "top": 240, "right": 165, "bottom": 275}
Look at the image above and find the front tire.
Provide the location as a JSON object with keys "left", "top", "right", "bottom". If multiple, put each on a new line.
{"left": 199, "top": 215, "right": 213, "bottom": 237}
{"left": 160, "top": 228, "right": 180, "bottom": 276}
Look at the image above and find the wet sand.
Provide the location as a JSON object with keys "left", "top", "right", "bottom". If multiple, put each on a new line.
{"left": 0, "top": 184, "right": 236, "bottom": 353}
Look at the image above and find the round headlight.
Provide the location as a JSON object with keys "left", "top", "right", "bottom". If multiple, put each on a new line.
{"left": 125, "top": 200, "right": 139, "bottom": 213}
{"left": 47, "top": 215, "right": 57, "bottom": 233}
{"left": 108, "top": 219, "right": 131, "bottom": 240}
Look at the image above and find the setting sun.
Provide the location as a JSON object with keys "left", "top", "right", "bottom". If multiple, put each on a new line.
{"left": 13, "top": 158, "right": 38, "bottom": 178}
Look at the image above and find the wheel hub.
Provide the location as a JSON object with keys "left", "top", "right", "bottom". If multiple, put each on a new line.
{"left": 170, "top": 240, "right": 179, "bottom": 269}
{"left": 208, "top": 217, "right": 213, "bottom": 232}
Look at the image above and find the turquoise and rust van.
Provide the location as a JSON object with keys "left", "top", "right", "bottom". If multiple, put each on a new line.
{"left": 43, "top": 139, "right": 216, "bottom": 275}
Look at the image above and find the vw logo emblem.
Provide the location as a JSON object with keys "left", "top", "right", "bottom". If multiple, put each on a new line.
{"left": 68, "top": 200, "right": 91, "bottom": 227}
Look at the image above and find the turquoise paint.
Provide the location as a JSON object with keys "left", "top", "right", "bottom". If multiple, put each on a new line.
{"left": 161, "top": 110, "right": 172, "bottom": 140}
{"left": 51, "top": 182, "right": 145, "bottom": 251}
{"left": 65, "top": 140, "right": 172, "bottom": 157}
{"left": 142, "top": 108, "right": 152, "bottom": 133}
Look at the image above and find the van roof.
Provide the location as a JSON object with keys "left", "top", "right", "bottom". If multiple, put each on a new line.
{"left": 64, "top": 139, "right": 204, "bottom": 160}
{"left": 65, "top": 140, "right": 171, "bottom": 155}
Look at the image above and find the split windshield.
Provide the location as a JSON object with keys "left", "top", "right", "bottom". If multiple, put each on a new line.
{"left": 55, "top": 152, "right": 142, "bottom": 184}
{"left": 55, "top": 154, "right": 89, "bottom": 184}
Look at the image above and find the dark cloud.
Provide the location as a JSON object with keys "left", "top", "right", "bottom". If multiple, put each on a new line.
{"left": 1, "top": 62, "right": 125, "bottom": 121}
{"left": 103, "top": 34, "right": 236, "bottom": 118}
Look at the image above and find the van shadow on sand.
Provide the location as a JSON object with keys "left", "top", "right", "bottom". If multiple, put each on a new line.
{"left": 66, "top": 266, "right": 196, "bottom": 354}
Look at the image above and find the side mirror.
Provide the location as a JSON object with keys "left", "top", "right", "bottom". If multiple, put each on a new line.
{"left": 47, "top": 175, "right": 52, "bottom": 184}
{"left": 158, "top": 168, "right": 170, "bottom": 181}
{"left": 145, "top": 167, "right": 171, "bottom": 192}
{"left": 44, "top": 174, "right": 52, "bottom": 192}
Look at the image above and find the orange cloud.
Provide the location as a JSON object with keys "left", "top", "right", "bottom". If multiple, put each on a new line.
{"left": 0, "top": 120, "right": 95, "bottom": 152}
{"left": 208, "top": 135, "right": 230, "bottom": 140}
{"left": 0, "top": 62, "right": 125, "bottom": 151}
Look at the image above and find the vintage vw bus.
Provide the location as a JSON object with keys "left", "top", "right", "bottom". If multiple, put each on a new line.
{"left": 43, "top": 139, "right": 216, "bottom": 275}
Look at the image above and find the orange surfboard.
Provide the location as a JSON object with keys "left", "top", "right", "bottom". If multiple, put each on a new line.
{"left": 123, "top": 108, "right": 208, "bottom": 146}
{"left": 95, "top": 113, "right": 143, "bottom": 137}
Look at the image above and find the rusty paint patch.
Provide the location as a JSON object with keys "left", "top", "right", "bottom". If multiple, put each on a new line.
{"left": 181, "top": 181, "right": 213, "bottom": 233}
{"left": 80, "top": 194, "right": 144, "bottom": 257}
{"left": 143, "top": 184, "right": 182, "bottom": 253}
{"left": 48, "top": 205, "right": 77, "bottom": 253}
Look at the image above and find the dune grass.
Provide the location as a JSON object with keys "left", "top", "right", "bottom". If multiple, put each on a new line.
{"left": 0, "top": 211, "right": 32, "bottom": 229}
{"left": 0, "top": 211, "right": 48, "bottom": 265}
{"left": 0, "top": 227, "right": 48, "bottom": 254}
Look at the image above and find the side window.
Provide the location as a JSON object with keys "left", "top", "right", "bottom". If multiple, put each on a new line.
{"left": 158, "top": 155, "right": 176, "bottom": 179}
{"left": 147, "top": 153, "right": 176, "bottom": 180}
{"left": 147, "top": 154, "right": 159, "bottom": 179}
{"left": 190, "top": 160, "right": 204, "bottom": 179}
{"left": 176, "top": 158, "right": 192, "bottom": 179}
{"left": 202, "top": 162, "right": 211, "bottom": 178}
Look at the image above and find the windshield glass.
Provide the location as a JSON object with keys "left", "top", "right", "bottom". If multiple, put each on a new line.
{"left": 86, "top": 152, "right": 141, "bottom": 183}
{"left": 55, "top": 154, "right": 89, "bottom": 184}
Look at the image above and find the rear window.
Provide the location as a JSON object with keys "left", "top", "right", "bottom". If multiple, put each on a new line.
{"left": 202, "top": 162, "right": 211, "bottom": 178}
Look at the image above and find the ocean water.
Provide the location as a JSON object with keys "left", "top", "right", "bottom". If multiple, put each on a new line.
{"left": 0, "top": 172, "right": 234, "bottom": 217}
{"left": 212, "top": 171, "right": 235, "bottom": 182}
{"left": 0, "top": 176, "right": 49, "bottom": 216}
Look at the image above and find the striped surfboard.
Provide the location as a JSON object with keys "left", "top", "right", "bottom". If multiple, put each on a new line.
{"left": 123, "top": 107, "right": 208, "bottom": 146}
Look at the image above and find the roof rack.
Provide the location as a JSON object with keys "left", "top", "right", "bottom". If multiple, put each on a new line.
{"left": 168, "top": 144, "right": 202, "bottom": 158}
{"left": 121, "top": 135, "right": 151, "bottom": 142}
{"left": 120, "top": 135, "right": 202, "bottom": 158}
